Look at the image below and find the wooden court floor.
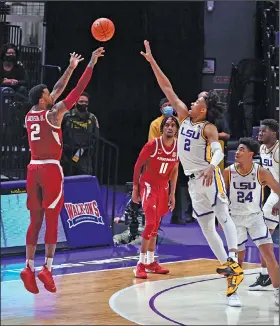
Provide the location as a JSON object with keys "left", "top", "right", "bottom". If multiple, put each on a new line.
{"left": 1, "top": 259, "right": 262, "bottom": 325}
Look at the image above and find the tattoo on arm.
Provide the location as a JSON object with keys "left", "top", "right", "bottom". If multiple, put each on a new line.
{"left": 51, "top": 66, "right": 75, "bottom": 102}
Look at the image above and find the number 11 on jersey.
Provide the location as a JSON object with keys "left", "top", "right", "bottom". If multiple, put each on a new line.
{"left": 159, "top": 162, "right": 169, "bottom": 174}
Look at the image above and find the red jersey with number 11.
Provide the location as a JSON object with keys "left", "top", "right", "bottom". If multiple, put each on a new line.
{"left": 25, "top": 108, "right": 63, "bottom": 161}
{"left": 133, "top": 136, "right": 179, "bottom": 187}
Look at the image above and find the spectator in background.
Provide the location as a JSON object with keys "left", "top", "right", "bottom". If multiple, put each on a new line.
{"left": 0, "top": 43, "right": 28, "bottom": 97}
{"left": 148, "top": 97, "right": 187, "bottom": 224}
{"left": 62, "top": 92, "right": 100, "bottom": 176}
{"left": 148, "top": 97, "right": 174, "bottom": 140}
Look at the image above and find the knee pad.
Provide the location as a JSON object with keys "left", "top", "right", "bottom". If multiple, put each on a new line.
{"left": 142, "top": 223, "right": 156, "bottom": 240}
{"left": 26, "top": 225, "right": 40, "bottom": 245}
{"left": 26, "top": 210, "right": 44, "bottom": 245}
{"left": 44, "top": 209, "right": 59, "bottom": 244}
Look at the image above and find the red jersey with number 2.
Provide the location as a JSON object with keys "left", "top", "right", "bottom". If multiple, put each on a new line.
{"left": 135, "top": 136, "right": 179, "bottom": 187}
{"left": 25, "top": 108, "right": 63, "bottom": 161}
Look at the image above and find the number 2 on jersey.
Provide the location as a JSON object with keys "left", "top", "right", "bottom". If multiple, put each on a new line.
{"left": 30, "top": 123, "right": 40, "bottom": 141}
{"left": 159, "top": 162, "right": 169, "bottom": 174}
{"left": 184, "top": 138, "right": 191, "bottom": 151}
{"left": 237, "top": 191, "right": 253, "bottom": 203}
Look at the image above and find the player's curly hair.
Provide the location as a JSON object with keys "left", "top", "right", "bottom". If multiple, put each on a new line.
{"left": 203, "top": 90, "right": 226, "bottom": 125}
{"left": 239, "top": 137, "right": 260, "bottom": 156}
{"left": 0, "top": 43, "right": 19, "bottom": 61}
{"left": 261, "top": 119, "right": 279, "bottom": 134}
{"left": 29, "top": 84, "right": 48, "bottom": 106}
{"left": 160, "top": 115, "right": 180, "bottom": 134}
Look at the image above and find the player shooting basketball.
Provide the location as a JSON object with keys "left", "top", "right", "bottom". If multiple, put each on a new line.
{"left": 132, "top": 116, "right": 179, "bottom": 279}
{"left": 21, "top": 47, "right": 105, "bottom": 294}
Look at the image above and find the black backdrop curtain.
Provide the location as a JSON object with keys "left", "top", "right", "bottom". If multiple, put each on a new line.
{"left": 45, "top": 1, "right": 204, "bottom": 184}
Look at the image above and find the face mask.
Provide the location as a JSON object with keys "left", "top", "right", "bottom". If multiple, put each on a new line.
{"left": 76, "top": 104, "right": 88, "bottom": 112}
{"left": 162, "top": 105, "right": 174, "bottom": 117}
{"left": 4, "top": 55, "right": 16, "bottom": 63}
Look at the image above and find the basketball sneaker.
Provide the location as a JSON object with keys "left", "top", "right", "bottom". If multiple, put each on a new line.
{"left": 145, "top": 261, "right": 169, "bottom": 274}
{"left": 133, "top": 263, "right": 147, "bottom": 279}
{"left": 37, "top": 265, "right": 56, "bottom": 293}
{"left": 216, "top": 257, "right": 244, "bottom": 278}
{"left": 227, "top": 292, "right": 242, "bottom": 307}
{"left": 20, "top": 265, "right": 39, "bottom": 294}
{"left": 226, "top": 274, "right": 244, "bottom": 296}
{"left": 248, "top": 273, "right": 272, "bottom": 291}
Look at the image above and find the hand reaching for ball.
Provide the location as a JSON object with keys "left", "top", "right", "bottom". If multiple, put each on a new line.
{"left": 69, "top": 52, "right": 84, "bottom": 69}
{"left": 140, "top": 40, "right": 154, "bottom": 62}
{"left": 90, "top": 47, "right": 105, "bottom": 66}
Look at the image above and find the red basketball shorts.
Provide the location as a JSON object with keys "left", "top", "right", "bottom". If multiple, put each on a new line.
{"left": 26, "top": 161, "right": 64, "bottom": 212}
{"left": 140, "top": 181, "right": 169, "bottom": 229}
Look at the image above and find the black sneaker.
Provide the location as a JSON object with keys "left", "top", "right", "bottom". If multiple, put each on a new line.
{"left": 248, "top": 273, "right": 272, "bottom": 291}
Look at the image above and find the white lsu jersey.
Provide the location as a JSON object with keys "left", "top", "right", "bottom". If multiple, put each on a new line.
{"left": 260, "top": 140, "right": 279, "bottom": 187}
{"left": 178, "top": 118, "right": 212, "bottom": 175}
{"left": 229, "top": 163, "right": 263, "bottom": 216}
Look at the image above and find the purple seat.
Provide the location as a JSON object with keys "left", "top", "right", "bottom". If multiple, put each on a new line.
{"left": 252, "top": 126, "right": 260, "bottom": 141}
{"left": 226, "top": 150, "right": 236, "bottom": 166}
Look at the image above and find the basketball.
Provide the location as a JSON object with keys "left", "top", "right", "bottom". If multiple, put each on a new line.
{"left": 91, "top": 18, "right": 115, "bottom": 42}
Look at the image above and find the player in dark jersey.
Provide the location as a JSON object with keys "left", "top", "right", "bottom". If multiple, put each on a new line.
{"left": 20, "top": 48, "right": 105, "bottom": 294}
{"left": 132, "top": 116, "right": 180, "bottom": 279}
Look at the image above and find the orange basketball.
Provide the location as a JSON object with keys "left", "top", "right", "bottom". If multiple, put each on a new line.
{"left": 91, "top": 18, "right": 115, "bottom": 42}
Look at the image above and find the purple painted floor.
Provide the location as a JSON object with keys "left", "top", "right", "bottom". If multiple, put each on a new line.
{"left": 1, "top": 215, "right": 279, "bottom": 282}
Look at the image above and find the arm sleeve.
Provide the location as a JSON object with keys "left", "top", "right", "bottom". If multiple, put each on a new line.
{"left": 133, "top": 141, "right": 155, "bottom": 186}
{"left": 62, "top": 66, "right": 93, "bottom": 110}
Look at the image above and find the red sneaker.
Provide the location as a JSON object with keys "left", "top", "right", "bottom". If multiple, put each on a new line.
{"left": 133, "top": 263, "right": 147, "bottom": 279}
{"left": 20, "top": 265, "right": 39, "bottom": 294}
{"left": 145, "top": 261, "right": 169, "bottom": 274}
{"left": 37, "top": 265, "right": 56, "bottom": 293}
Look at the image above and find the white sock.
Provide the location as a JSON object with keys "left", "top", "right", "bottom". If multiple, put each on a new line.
{"left": 261, "top": 267, "right": 268, "bottom": 275}
{"left": 147, "top": 251, "right": 155, "bottom": 265}
{"left": 138, "top": 253, "right": 146, "bottom": 264}
{"left": 26, "top": 259, "right": 35, "bottom": 272}
{"left": 229, "top": 251, "right": 238, "bottom": 263}
{"left": 45, "top": 257, "right": 53, "bottom": 271}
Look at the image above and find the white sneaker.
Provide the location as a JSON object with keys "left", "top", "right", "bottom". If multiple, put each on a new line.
{"left": 227, "top": 292, "right": 242, "bottom": 307}
{"left": 274, "top": 288, "right": 279, "bottom": 307}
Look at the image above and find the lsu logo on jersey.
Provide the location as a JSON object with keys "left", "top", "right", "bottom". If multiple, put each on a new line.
{"left": 262, "top": 158, "right": 273, "bottom": 167}
{"left": 64, "top": 200, "right": 104, "bottom": 228}
{"left": 232, "top": 182, "right": 256, "bottom": 190}
{"left": 180, "top": 127, "right": 200, "bottom": 139}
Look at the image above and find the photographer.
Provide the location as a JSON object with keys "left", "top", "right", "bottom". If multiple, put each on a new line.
{"left": 113, "top": 183, "right": 145, "bottom": 245}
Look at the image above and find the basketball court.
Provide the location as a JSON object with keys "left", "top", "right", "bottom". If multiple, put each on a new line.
{"left": 1, "top": 232, "right": 279, "bottom": 325}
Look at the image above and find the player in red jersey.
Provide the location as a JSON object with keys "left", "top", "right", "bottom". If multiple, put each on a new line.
{"left": 20, "top": 47, "right": 105, "bottom": 294}
{"left": 132, "top": 116, "right": 180, "bottom": 279}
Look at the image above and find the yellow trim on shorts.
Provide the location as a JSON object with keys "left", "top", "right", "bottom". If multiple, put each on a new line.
{"left": 214, "top": 167, "right": 225, "bottom": 196}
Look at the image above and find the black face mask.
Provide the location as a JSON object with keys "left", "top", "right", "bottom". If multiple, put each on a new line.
{"left": 76, "top": 104, "right": 88, "bottom": 112}
{"left": 4, "top": 55, "right": 16, "bottom": 64}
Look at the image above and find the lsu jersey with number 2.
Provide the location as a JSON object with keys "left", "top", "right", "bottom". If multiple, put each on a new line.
{"left": 229, "top": 163, "right": 263, "bottom": 216}
{"left": 177, "top": 117, "right": 212, "bottom": 175}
